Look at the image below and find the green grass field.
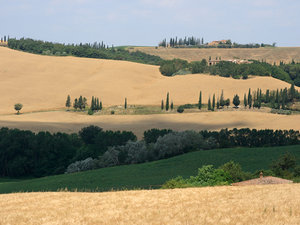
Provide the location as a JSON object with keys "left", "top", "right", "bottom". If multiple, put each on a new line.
{"left": 0, "top": 145, "right": 299, "bottom": 194}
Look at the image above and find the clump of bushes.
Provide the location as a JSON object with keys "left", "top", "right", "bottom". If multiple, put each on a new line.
{"left": 271, "top": 109, "right": 292, "bottom": 115}
{"left": 162, "top": 165, "right": 231, "bottom": 189}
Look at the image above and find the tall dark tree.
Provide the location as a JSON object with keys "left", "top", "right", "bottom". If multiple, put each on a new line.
{"left": 243, "top": 94, "right": 247, "bottom": 108}
{"left": 65, "top": 95, "right": 71, "bottom": 110}
{"left": 91, "top": 96, "right": 95, "bottom": 111}
{"left": 212, "top": 94, "right": 215, "bottom": 111}
{"left": 166, "top": 92, "right": 170, "bottom": 111}
{"left": 73, "top": 98, "right": 78, "bottom": 110}
{"left": 125, "top": 98, "right": 127, "bottom": 109}
{"left": 220, "top": 90, "right": 225, "bottom": 108}
{"left": 96, "top": 98, "right": 100, "bottom": 111}
{"left": 161, "top": 100, "right": 164, "bottom": 110}
{"left": 248, "top": 89, "right": 252, "bottom": 108}
{"left": 171, "top": 101, "right": 174, "bottom": 110}
{"left": 233, "top": 94, "right": 240, "bottom": 108}
{"left": 99, "top": 100, "right": 103, "bottom": 110}
{"left": 208, "top": 97, "right": 212, "bottom": 111}
{"left": 198, "top": 91, "right": 202, "bottom": 110}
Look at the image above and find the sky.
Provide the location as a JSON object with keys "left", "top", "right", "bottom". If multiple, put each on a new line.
{"left": 0, "top": 0, "right": 299, "bottom": 47}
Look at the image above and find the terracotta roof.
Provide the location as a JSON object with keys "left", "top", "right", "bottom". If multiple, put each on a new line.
{"left": 232, "top": 176, "right": 293, "bottom": 186}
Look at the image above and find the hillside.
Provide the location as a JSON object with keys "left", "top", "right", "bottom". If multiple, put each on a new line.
{"left": 134, "top": 46, "right": 300, "bottom": 64}
{"left": 1, "top": 184, "right": 299, "bottom": 225}
{"left": 0, "top": 145, "right": 299, "bottom": 193}
{"left": 0, "top": 47, "right": 297, "bottom": 114}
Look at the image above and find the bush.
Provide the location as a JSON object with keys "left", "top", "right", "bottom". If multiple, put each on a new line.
{"left": 65, "top": 158, "right": 98, "bottom": 173}
{"left": 177, "top": 106, "right": 184, "bottom": 113}
{"left": 143, "top": 128, "right": 173, "bottom": 144}
{"left": 88, "top": 108, "right": 94, "bottom": 115}
{"left": 271, "top": 109, "right": 292, "bottom": 115}
{"left": 111, "top": 110, "right": 115, "bottom": 115}
{"left": 162, "top": 165, "right": 231, "bottom": 189}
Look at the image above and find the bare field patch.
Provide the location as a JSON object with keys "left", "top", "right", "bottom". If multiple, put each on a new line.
{"left": 134, "top": 46, "right": 300, "bottom": 64}
{"left": 0, "top": 47, "right": 297, "bottom": 114}
{"left": 0, "top": 184, "right": 299, "bottom": 225}
{"left": 0, "top": 111, "right": 299, "bottom": 138}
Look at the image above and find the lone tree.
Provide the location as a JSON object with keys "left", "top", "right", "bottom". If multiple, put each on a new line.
{"left": 14, "top": 103, "right": 23, "bottom": 114}
{"left": 65, "top": 95, "right": 71, "bottom": 110}
{"left": 161, "top": 100, "right": 164, "bottom": 110}
{"left": 233, "top": 94, "right": 240, "bottom": 108}
{"left": 125, "top": 98, "right": 127, "bottom": 109}
{"left": 171, "top": 101, "right": 174, "bottom": 110}
{"left": 198, "top": 91, "right": 202, "bottom": 110}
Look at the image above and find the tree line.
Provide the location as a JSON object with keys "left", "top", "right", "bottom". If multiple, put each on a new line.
{"left": 7, "top": 38, "right": 163, "bottom": 65}
{"left": 158, "top": 37, "right": 274, "bottom": 48}
{"left": 1, "top": 126, "right": 299, "bottom": 178}
{"left": 159, "top": 58, "right": 300, "bottom": 87}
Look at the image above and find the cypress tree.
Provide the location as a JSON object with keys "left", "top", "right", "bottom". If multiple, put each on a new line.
{"left": 171, "top": 101, "right": 174, "bottom": 110}
{"left": 212, "top": 94, "right": 215, "bottom": 111}
{"left": 244, "top": 93, "right": 247, "bottom": 108}
{"left": 166, "top": 92, "right": 169, "bottom": 111}
{"left": 65, "top": 95, "right": 71, "bottom": 110}
{"left": 78, "top": 96, "right": 83, "bottom": 110}
{"left": 248, "top": 89, "right": 252, "bottom": 108}
{"left": 161, "top": 100, "right": 164, "bottom": 110}
{"left": 73, "top": 98, "right": 78, "bottom": 110}
{"left": 99, "top": 100, "right": 103, "bottom": 110}
{"left": 266, "top": 90, "right": 270, "bottom": 103}
{"left": 198, "top": 91, "right": 202, "bottom": 110}
{"left": 83, "top": 97, "right": 87, "bottom": 110}
{"left": 208, "top": 97, "right": 211, "bottom": 111}
{"left": 289, "top": 83, "right": 296, "bottom": 101}
{"left": 220, "top": 90, "right": 225, "bottom": 108}
{"left": 96, "top": 98, "right": 100, "bottom": 110}
{"left": 125, "top": 98, "right": 127, "bottom": 109}
{"left": 217, "top": 97, "right": 220, "bottom": 109}
{"left": 91, "top": 96, "right": 95, "bottom": 110}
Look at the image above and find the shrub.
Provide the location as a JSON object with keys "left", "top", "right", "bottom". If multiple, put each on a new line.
{"left": 65, "top": 158, "right": 98, "bottom": 173}
{"left": 162, "top": 165, "right": 231, "bottom": 189}
{"left": 220, "top": 161, "right": 250, "bottom": 182}
{"left": 111, "top": 110, "right": 115, "bottom": 115}
{"left": 88, "top": 108, "right": 94, "bottom": 115}
{"left": 177, "top": 106, "right": 184, "bottom": 113}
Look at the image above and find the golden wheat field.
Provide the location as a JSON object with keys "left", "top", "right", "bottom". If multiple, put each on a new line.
{"left": 134, "top": 46, "right": 300, "bottom": 64}
{"left": 0, "top": 184, "right": 299, "bottom": 225}
{"left": 0, "top": 111, "right": 300, "bottom": 138}
{"left": 0, "top": 47, "right": 297, "bottom": 114}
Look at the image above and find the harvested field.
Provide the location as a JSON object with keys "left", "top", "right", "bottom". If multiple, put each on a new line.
{"left": 134, "top": 46, "right": 300, "bottom": 64}
{"left": 0, "top": 184, "right": 299, "bottom": 225}
{"left": 0, "top": 47, "right": 297, "bottom": 114}
{"left": 0, "top": 111, "right": 299, "bottom": 138}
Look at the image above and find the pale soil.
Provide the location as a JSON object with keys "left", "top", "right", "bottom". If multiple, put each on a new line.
{"left": 0, "top": 184, "right": 299, "bottom": 225}
{"left": 134, "top": 46, "right": 300, "bottom": 64}
{"left": 0, "top": 111, "right": 299, "bottom": 138}
{"left": 0, "top": 47, "right": 297, "bottom": 114}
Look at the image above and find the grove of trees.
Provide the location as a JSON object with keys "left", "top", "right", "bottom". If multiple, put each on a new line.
{"left": 159, "top": 59, "right": 300, "bottom": 87}
{"left": 8, "top": 38, "right": 163, "bottom": 65}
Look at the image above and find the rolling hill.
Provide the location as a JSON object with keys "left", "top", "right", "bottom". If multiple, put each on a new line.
{"left": 0, "top": 47, "right": 297, "bottom": 114}
{"left": 133, "top": 46, "right": 300, "bottom": 64}
{"left": 0, "top": 145, "right": 299, "bottom": 193}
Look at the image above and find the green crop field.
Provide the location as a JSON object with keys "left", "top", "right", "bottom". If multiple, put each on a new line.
{"left": 0, "top": 145, "right": 299, "bottom": 194}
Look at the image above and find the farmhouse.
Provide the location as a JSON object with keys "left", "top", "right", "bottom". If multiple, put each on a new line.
{"left": 208, "top": 40, "right": 228, "bottom": 46}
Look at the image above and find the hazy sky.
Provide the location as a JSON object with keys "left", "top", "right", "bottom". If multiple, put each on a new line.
{"left": 0, "top": 0, "right": 299, "bottom": 46}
